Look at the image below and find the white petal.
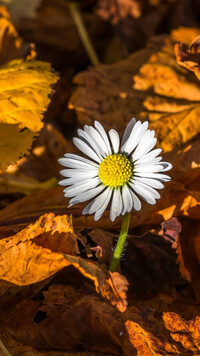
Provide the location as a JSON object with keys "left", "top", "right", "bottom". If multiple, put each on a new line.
{"left": 81, "top": 200, "right": 94, "bottom": 215}
{"left": 63, "top": 153, "right": 99, "bottom": 168}
{"left": 121, "top": 118, "right": 136, "bottom": 147}
{"left": 132, "top": 131, "right": 157, "bottom": 161}
{"left": 135, "top": 148, "right": 162, "bottom": 165}
{"left": 134, "top": 172, "right": 171, "bottom": 182}
{"left": 131, "top": 180, "right": 160, "bottom": 198}
{"left": 73, "top": 137, "right": 102, "bottom": 163}
{"left": 110, "top": 190, "right": 118, "bottom": 222}
{"left": 134, "top": 164, "right": 165, "bottom": 173}
{"left": 60, "top": 169, "right": 98, "bottom": 178}
{"left": 133, "top": 176, "right": 164, "bottom": 189}
{"left": 109, "top": 129, "right": 120, "bottom": 153}
{"left": 87, "top": 126, "right": 110, "bottom": 156}
{"left": 129, "top": 189, "right": 141, "bottom": 211}
{"left": 129, "top": 181, "right": 158, "bottom": 204}
{"left": 59, "top": 158, "right": 98, "bottom": 170}
{"left": 69, "top": 185, "right": 105, "bottom": 205}
{"left": 110, "top": 189, "right": 122, "bottom": 221}
{"left": 94, "top": 188, "right": 113, "bottom": 221}
{"left": 77, "top": 129, "right": 104, "bottom": 158}
{"left": 83, "top": 187, "right": 111, "bottom": 215}
{"left": 160, "top": 162, "right": 173, "bottom": 171}
{"left": 134, "top": 157, "right": 162, "bottom": 168}
{"left": 122, "top": 185, "right": 133, "bottom": 214}
{"left": 121, "top": 121, "right": 141, "bottom": 152}
{"left": 117, "top": 190, "right": 123, "bottom": 217}
{"left": 64, "top": 177, "right": 100, "bottom": 197}
{"left": 122, "top": 121, "right": 149, "bottom": 155}
{"left": 59, "top": 177, "right": 91, "bottom": 186}
{"left": 94, "top": 121, "right": 112, "bottom": 155}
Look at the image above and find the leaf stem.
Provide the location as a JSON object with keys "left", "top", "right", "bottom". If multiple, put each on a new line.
{"left": 109, "top": 212, "right": 130, "bottom": 272}
{"left": 69, "top": 1, "right": 100, "bottom": 66}
{"left": 0, "top": 176, "right": 58, "bottom": 194}
{"left": 0, "top": 339, "right": 12, "bottom": 356}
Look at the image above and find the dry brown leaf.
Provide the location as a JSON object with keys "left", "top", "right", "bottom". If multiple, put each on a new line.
{"left": 13, "top": 123, "right": 76, "bottom": 182}
{"left": 0, "top": 285, "right": 130, "bottom": 355}
{"left": 87, "top": 228, "right": 115, "bottom": 266}
{"left": 1, "top": 284, "right": 200, "bottom": 355}
{"left": 163, "top": 312, "right": 200, "bottom": 352}
{"left": 174, "top": 35, "right": 200, "bottom": 80}
{"left": 96, "top": 0, "right": 142, "bottom": 24}
{"left": 0, "top": 123, "right": 75, "bottom": 195}
{"left": 69, "top": 27, "right": 200, "bottom": 154}
{"left": 176, "top": 218, "right": 200, "bottom": 299}
{"left": 0, "top": 180, "right": 199, "bottom": 231}
{"left": 0, "top": 212, "right": 128, "bottom": 311}
{"left": 0, "top": 213, "right": 77, "bottom": 285}
{"left": 123, "top": 230, "right": 182, "bottom": 299}
{"left": 0, "top": 329, "right": 106, "bottom": 356}
{"left": 164, "top": 137, "right": 200, "bottom": 188}
{"left": 160, "top": 217, "right": 182, "bottom": 241}
{"left": 0, "top": 0, "right": 41, "bottom": 24}
{"left": 17, "top": 0, "right": 106, "bottom": 56}
{"left": 0, "top": 6, "right": 33, "bottom": 65}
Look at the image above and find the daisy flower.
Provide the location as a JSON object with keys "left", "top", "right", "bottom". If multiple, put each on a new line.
{"left": 58, "top": 119, "right": 172, "bottom": 222}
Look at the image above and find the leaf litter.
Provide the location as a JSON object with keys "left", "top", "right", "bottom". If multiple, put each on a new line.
{"left": 0, "top": 2, "right": 200, "bottom": 356}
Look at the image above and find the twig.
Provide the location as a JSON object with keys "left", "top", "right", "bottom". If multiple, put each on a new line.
{"left": 0, "top": 339, "right": 12, "bottom": 356}
{"left": 69, "top": 1, "right": 100, "bottom": 66}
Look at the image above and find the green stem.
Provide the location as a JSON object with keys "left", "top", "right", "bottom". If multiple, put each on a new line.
{"left": 109, "top": 212, "right": 130, "bottom": 272}
{"left": 69, "top": 1, "right": 100, "bottom": 66}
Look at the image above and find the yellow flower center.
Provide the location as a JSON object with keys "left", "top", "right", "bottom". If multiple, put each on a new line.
{"left": 98, "top": 154, "right": 133, "bottom": 188}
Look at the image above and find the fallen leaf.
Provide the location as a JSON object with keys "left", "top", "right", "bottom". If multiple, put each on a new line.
{"left": 69, "top": 27, "right": 200, "bottom": 153}
{"left": 176, "top": 218, "right": 200, "bottom": 299}
{"left": 96, "top": 0, "right": 142, "bottom": 24}
{"left": 0, "top": 180, "right": 199, "bottom": 231}
{"left": 160, "top": 217, "right": 182, "bottom": 241}
{"left": 0, "top": 59, "right": 58, "bottom": 132}
{"left": 0, "top": 173, "right": 58, "bottom": 195}
{"left": 0, "top": 0, "right": 41, "bottom": 24}
{"left": 0, "top": 123, "right": 35, "bottom": 172}
{"left": 163, "top": 312, "right": 200, "bottom": 352}
{"left": 0, "top": 212, "right": 128, "bottom": 311}
{"left": 0, "top": 213, "right": 77, "bottom": 285}
{"left": 1, "top": 284, "right": 200, "bottom": 355}
{"left": 14, "top": 123, "right": 76, "bottom": 182}
{"left": 0, "top": 329, "right": 106, "bottom": 356}
{"left": 123, "top": 230, "right": 182, "bottom": 299}
{"left": 17, "top": 0, "right": 106, "bottom": 58}
{"left": 0, "top": 123, "right": 75, "bottom": 195}
{"left": 0, "top": 59, "right": 58, "bottom": 170}
{"left": 0, "top": 285, "right": 130, "bottom": 354}
{"left": 0, "top": 6, "right": 30, "bottom": 64}
{"left": 87, "top": 228, "right": 115, "bottom": 266}
{"left": 164, "top": 137, "right": 200, "bottom": 188}
{"left": 174, "top": 35, "right": 200, "bottom": 80}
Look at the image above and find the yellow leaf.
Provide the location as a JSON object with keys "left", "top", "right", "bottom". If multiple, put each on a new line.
{"left": 0, "top": 59, "right": 58, "bottom": 131}
{"left": 0, "top": 123, "right": 34, "bottom": 170}
{"left": 0, "top": 59, "right": 58, "bottom": 170}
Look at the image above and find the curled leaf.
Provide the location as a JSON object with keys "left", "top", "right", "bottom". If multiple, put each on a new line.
{"left": 174, "top": 35, "right": 200, "bottom": 80}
